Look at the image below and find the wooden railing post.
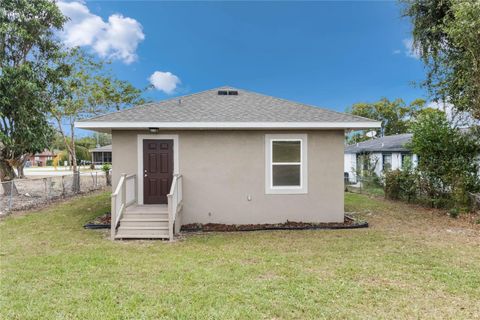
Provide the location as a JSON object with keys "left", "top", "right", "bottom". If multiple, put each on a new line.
{"left": 167, "top": 194, "right": 174, "bottom": 241}
{"left": 121, "top": 173, "right": 127, "bottom": 217}
{"left": 111, "top": 194, "right": 117, "bottom": 240}
{"left": 134, "top": 175, "right": 137, "bottom": 204}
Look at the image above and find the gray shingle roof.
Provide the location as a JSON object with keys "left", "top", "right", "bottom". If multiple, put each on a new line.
{"left": 345, "top": 134, "right": 413, "bottom": 153}
{"left": 90, "top": 145, "right": 112, "bottom": 152}
{"left": 80, "top": 86, "right": 377, "bottom": 124}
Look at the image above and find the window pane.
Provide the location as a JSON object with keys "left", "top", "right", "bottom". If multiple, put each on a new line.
{"left": 272, "top": 165, "right": 301, "bottom": 186}
{"left": 383, "top": 154, "right": 392, "bottom": 171}
{"left": 272, "top": 141, "right": 301, "bottom": 162}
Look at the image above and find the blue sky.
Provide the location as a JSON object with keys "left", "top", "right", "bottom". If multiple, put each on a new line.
{"left": 58, "top": 1, "right": 426, "bottom": 135}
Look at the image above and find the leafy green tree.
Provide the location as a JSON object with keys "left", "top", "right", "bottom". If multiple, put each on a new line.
{"left": 70, "top": 133, "right": 111, "bottom": 152}
{"left": 347, "top": 98, "right": 426, "bottom": 143}
{"left": 0, "top": 0, "right": 67, "bottom": 193}
{"left": 95, "top": 133, "right": 112, "bottom": 147}
{"left": 402, "top": 0, "right": 480, "bottom": 119}
{"left": 50, "top": 48, "right": 144, "bottom": 173}
{"left": 76, "top": 136, "right": 97, "bottom": 151}
{"left": 409, "top": 112, "right": 480, "bottom": 209}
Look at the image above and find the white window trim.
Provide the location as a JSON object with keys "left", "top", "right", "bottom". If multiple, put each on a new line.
{"left": 265, "top": 134, "right": 308, "bottom": 194}
{"left": 136, "top": 134, "right": 179, "bottom": 205}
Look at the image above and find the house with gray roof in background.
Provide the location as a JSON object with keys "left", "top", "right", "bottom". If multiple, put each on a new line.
{"left": 76, "top": 86, "right": 380, "bottom": 240}
{"left": 344, "top": 133, "right": 418, "bottom": 183}
{"left": 90, "top": 144, "right": 112, "bottom": 165}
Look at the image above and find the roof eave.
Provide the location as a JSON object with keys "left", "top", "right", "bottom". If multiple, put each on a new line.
{"left": 345, "top": 148, "right": 411, "bottom": 154}
{"left": 75, "top": 121, "right": 381, "bottom": 131}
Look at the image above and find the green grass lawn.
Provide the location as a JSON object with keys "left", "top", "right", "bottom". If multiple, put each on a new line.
{"left": 1, "top": 192, "right": 479, "bottom": 319}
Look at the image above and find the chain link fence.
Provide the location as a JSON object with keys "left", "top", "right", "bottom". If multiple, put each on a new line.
{"left": 345, "top": 175, "right": 385, "bottom": 197}
{"left": 0, "top": 172, "right": 108, "bottom": 215}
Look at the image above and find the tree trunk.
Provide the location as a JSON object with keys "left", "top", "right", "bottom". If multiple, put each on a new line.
{"left": 0, "top": 159, "right": 18, "bottom": 195}
{"left": 17, "top": 164, "right": 25, "bottom": 179}
{"left": 16, "top": 155, "right": 28, "bottom": 179}
{"left": 70, "top": 123, "right": 79, "bottom": 192}
{"left": 105, "top": 170, "right": 111, "bottom": 186}
{"left": 70, "top": 123, "right": 77, "bottom": 172}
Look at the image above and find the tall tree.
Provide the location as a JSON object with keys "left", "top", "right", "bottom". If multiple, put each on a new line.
{"left": 50, "top": 48, "right": 143, "bottom": 173}
{"left": 402, "top": 0, "right": 480, "bottom": 119}
{"left": 347, "top": 98, "right": 426, "bottom": 143}
{"left": 0, "top": 0, "right": 67, "bottom": 193}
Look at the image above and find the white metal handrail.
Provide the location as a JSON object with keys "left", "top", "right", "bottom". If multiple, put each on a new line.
{"left": 167, "top": 174, "right": 183, "bottom": 240}
{"left": 111, "top": 173, "right": 137, "bottom": 240}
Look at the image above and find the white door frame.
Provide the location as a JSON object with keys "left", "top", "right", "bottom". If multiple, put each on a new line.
{"left": 136, "top": 134, "right": 179, "bottom": 205}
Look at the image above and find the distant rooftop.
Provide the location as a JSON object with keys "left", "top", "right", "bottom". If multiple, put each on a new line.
{"left": 90, "top": 145, "right": 112, "bottom": 153}
{"left": 345, "top": 134, "right": 413, "bottom": 154}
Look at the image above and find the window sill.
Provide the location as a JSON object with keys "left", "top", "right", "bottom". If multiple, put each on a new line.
{"left": 265, "top": 187, "right": 308, "bottom": 195}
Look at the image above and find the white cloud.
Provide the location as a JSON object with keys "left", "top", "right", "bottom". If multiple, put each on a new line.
{"left": 393, "top": 49, "right": 401, "bottom": 55}
{"left": 149, "top": 71, "right": 181, "bottom": 94}
{"left": 57, "top": 1, "right": 145, "bottom": 64}
{"left": 403, "top": 38, "right": 421, "bottom": 59}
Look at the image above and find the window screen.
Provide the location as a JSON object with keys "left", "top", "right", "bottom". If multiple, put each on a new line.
{"left": 271, "top": 140, "right": 301, "bottom": 187}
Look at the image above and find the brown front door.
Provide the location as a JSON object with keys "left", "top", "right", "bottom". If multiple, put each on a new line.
{"left": 143, "top": 139, "right": 173, "bottom": 204}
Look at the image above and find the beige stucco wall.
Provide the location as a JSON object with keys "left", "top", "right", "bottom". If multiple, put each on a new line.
{"left": 112, "top": 130, "right": 345, "bottom": 224}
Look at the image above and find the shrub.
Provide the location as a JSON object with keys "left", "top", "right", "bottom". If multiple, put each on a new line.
{"left": 409, "top": 113, "right": 480, "bottom": 211}
{"left": 384, "top": 170, "right": 402, "bottom": 200}
{"left": 384, "top": 160, "right": 417, "bottom": 202}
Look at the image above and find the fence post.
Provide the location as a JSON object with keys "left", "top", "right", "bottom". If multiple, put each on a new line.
{"left": 47, "top": 177, "right": 52, "bottom": 199}
{"left": 43, "top": 178, "right": 48, "bottom": 200}
{"left": 61, "top": 175, "right": 65, "bottom": 196}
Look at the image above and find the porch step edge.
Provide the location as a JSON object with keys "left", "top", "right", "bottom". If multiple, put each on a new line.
{"left": 118, "top": 226, "right": 169, "bottom": 230}
{"left": 115, "top": 234, "right": 169, "bottom": 239}
{"left": 121, "top": 218, "right": 169, "bottom": 222}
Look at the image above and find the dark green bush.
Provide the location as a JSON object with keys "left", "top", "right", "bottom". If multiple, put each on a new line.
{"left": 384, "top": 166, "right": 417, "bottom": 202}
{"left": 409, "top": 113, "right": 480, "bottom": 212}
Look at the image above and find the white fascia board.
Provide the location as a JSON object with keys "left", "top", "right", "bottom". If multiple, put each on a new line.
{"left": 75, "top": 121, "right": 381, "bottom": 130}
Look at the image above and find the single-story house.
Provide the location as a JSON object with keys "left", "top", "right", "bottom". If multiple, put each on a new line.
{"left": 76, "top": 86, "right": 380, "bottom": 240}
{"left": 344, "top": 133, "right": 418, "bottom": 183}
{"left": 26, "top": 149, "right": 57, "bottom": 167}
{"left": 90, "top": 145, "right": 112, "bottom": 165}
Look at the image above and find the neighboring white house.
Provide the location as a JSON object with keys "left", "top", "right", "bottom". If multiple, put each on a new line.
{"left": 344, "top": 134, "right": 418, "bottom": 183}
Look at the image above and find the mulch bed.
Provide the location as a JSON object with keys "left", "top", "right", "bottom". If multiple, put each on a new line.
{"left": 181, "top": 215, "right": 368, "bottom": 232}
{"left": 84, "top": 212, "right": 111, "bottom": 229}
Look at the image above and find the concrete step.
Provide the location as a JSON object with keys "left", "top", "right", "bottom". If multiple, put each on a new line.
{"left": 115, "top": 233, "right": 169, "bottom": 239}
{"left": 120, "top": 218, "right": 169, "bottom": 228}
{"left": 125, "top": 204, "right": 168, "bottom": 215}
{"left": 116, "top": 226, "right": 169, "bottom": 239}
{"left": 122, "top": 213, "right": 169, "bottom": 220}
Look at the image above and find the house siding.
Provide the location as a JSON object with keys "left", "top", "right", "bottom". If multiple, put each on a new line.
{"left": 112, "top": 129, "right": 345, "bottom": 224}
{"left": 344, "top": 151, "right": 418, "bottom": 183}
